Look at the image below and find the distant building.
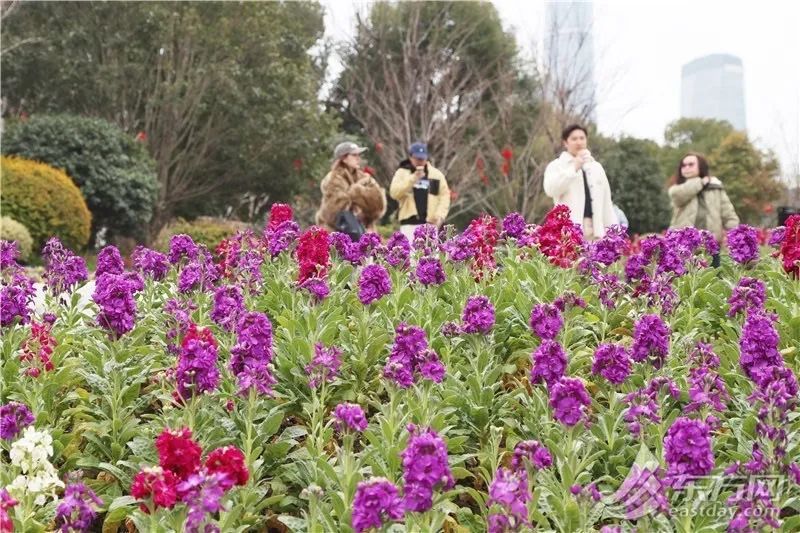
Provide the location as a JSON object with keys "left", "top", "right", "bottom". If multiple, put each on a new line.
{"left": 681, "top": 54, "right": 746, "bottom": 130}
{"left": 544, "top": 1, "right": 596, "bottom": 122}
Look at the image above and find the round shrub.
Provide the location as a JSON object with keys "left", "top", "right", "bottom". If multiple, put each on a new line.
{"left": 2, "top": 114, "right": 158, "bottom": 240}
{"left": 0, "top": 156, "right": 92, "bottom": 251}
{"left": 154, "top": 217, "right": 252, "bottom": 252}
{"left": 0, "top": 216, "right": 34, "bottom": 261}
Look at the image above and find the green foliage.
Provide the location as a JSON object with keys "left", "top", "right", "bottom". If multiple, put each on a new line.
{"left": 0, "top": 156, "right": 91, "bottom": 250}
{"left": 593, "top": 135, "right": 671, "bottom": 234}
{"left": 153, "top": 217, "right": 252, "bottom": 252}
{"left": 0, "top": 216, "right": 34, "bottom": 261}
{"left": 2, "top": 2, "right": 339, "bottom": 231}
{"left": 2, "top": 114, "right": 157, "bottom": 241}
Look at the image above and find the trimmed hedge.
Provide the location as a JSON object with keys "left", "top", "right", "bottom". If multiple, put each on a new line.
{"left": 0, "top": 216, "right": 35, "bottom": 261}
{"left": 2, "top": 114, "right": 157, "bottom": 239}
{"left": 1, "top": 156, "right": 92, "bottom": 251}
{"left": 154, "top": 217, "right": 252, "bottom": 252}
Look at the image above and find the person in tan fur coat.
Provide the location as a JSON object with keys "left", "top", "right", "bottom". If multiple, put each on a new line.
{"left": 315, "top": 142, "right": 387, "bottom": 233}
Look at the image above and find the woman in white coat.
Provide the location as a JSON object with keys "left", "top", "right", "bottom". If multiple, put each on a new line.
{"left": 543, "top": 124, "right": 618, "bottom": 240}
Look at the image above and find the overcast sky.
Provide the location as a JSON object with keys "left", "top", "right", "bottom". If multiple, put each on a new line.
{"left": 321, "top": 0, "right": 800, "bottom": 180}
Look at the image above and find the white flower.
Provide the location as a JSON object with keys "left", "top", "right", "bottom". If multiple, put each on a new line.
{"left": 5, "top": 427, "right": 63, "bottom": 506}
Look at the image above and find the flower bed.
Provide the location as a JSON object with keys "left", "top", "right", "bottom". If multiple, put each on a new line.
{"left": 1, "top": 206, "right": 799, "bottom": 532}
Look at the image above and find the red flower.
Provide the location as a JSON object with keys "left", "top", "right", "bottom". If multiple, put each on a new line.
{"left": 501, "top": 161, "right": 510, "bottom": 177}
{"left": 155, "top": 427, "right": 202, "bottom": 480}
{"left": 205, "top": 446, "right": 249, "bottom": 489}
{"left": 466, "top": 214, "right": 499, "bottom": 281}
{"left": 450, "top": 190, "right": 459, "bottom": 201}
{"left": 293, "top": 159, "right": 303, "bottom": 172}
{"left": 501, "top": 147, "right": 513, "bottom": 161}
{"left": 475, "top": 157, "right": 485, "bottom": 171}
{"left": 363, "top": 166, "right": 376, "bottom": 176}
{"left": 296, "top": 226, "right": 330, "bottom": 284}
{"left": 533, "top": 205, "right": 584, "bottom": 268}
{"left": 268, "top": 203, "right": 294, "bottom": 231}
{"left": 375, "top": 142, "right": 383, "bottom": 153}
{"left": 779, "top": 214, "right": 800, "bottom": 278}
{"left": 480, "top": 173, "right": 489, "bottom": 186}
{"left": 131, "top": 467, "right": 179, "bottom": 511}
{"left": 19, "top": 321, "right": 56, "bottom": 377}
{"left": 135, "top": 131, "right": 147, "bottom": 142}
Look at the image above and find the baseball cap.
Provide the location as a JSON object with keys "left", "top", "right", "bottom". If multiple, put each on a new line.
{"left": 408, "top": 142, "right": 429, "bottom": 160}
{"left": 333, "top": 141, "right": 368, "bottom": 160}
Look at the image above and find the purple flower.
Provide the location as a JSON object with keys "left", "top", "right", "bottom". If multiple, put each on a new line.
{"left": 529, "top": 303, "right": 563, "bottom": 340}
{"left": 55, "top": 483, "right": 103, "bottom": 532}
{"left": 333, "top": 403, "right": 368, "bottom": 433}
{"left": 686, "top": 366, "right": 730, "bottom": 413}
{"left": 552, "top": 291, "right": 587, "bottom": 312}
{"left": 592, "top": 269, "right": 623, "bottom": 309}
{"left": 487, "top": 467, "right": 530, "bottom": 530}
{"left": 664, "top": 417, "right": 714, "bottom": 487}
{"left": 177, "top": 324, "right": 220, "bottom": 398}
{"left": 331, "top": 232, "right": 364, "bottom": 265}
{"left": 502, "top": 213, "right": 526, "bottom": 239}
{"left": 612, "top": 466, "right": 669, "bottom": 519}
{"left": 700, "top": 229, "right": 720, "bottom": 256}
{"left": 631, "top": 314, "right": 670, "bottom": 368}
{"left": 168, "top": 234, "right": 199, "bottom": 264}
{"left": 728, "top": 277, "right": 766, "bottom": 317}
{"left": 727, "top": 481, "right": 781, "bottom": 532}
{"left": 299, "top": 277, "right": 330, "bottom": 302}
{"left": 230, "top": 312, "right": 275, "bottom": 396}
{"left": 305, "top": 343, "right": 342, "bottom": 388}
{"left": 622, "top": 377, "right": 681, "bottom": 437}
{"left": 461, "top": 295, "right": 495, "bottom": 334}
{"left": 1, "top": 272, "right": 35, "bottom": 326}
{"left": 210, "top": 285, "right": 244, "bottom": 332}
{"left": 95, "top": 245, "right": 125, "bottom": 277}
{"left": 351, "top": 478, "right": 404, "bottom": 533}
{"left": 415, "top": 257, "right": 446, "bottom": 286}
{"left": 0, "top": 401, "right": 35, "bottom": 440}
{"left": 443, "top": 231, "right": 477, "bottom": 262}
{"left": 267, "top": 220, "right": 300, "bottom": 257}
{"left": 93, "top": 273, "right": 137, "bottom": 337}
{"left": 178, "top": 249, "right": 218, "bottom": 293}
{"left": 727, "top": 225, "right": 760, "bottom": 265}
{"left": 382, "top": 232, "right": 411, "bottom": 269}
{"left": 530, "top": 340, "right": 567, "bottom": 386}
{"left": 42, "top": 238, "right": 88, "bottom": 294}
{"left": 401, "top": 425, "right": 454, "bottom": 513}
{"left": 549, "top": 378, "right": 591, "bottom": 427}
{"left": 768, "top": 226, "right": 786, "bottom": 247}
{"left": 358, "top": 264, "right": 392, "bottom": 305}
{"left": 592, "top": 344, "right": 632, "bottom": 385}
{"left": 412, "top": 224, "right": 440, "bottom": 255}
{"left": 739, "top": 312, "right": 783, "bottom": 388}
{"left": 510, "top": 440, "right": 552, "bottom": 471}
{"left": 383, "top": 323, "right": 444, "bottom": 388}
{"left": 583, "top": 224, "right": 628, "bottom": 267}
{"left": 416, "top": 349, "right": 446, "bottom": 383}
{"left": 1, "top": 240, "right": 20, "bottom": 270}
{"left": 177, "top": 471, "right": 227, "bottom": 533}
{"left": 689, "top": 342, "right": 720, "bottom": 368}
{"left": 358, "top": 233, "right": 382, "bottom": 259}
{"left": 132, "top": 246, "right": 170, "bottom": 281}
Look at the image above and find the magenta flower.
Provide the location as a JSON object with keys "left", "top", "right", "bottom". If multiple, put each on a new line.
{"left": 664, "top": 417, "right": 714, "bottom": 487}
{"left": 487, "top": 467, "right": 530, "bottom": 531}
{"left": 461, "top": 295, "right": 495, "bottom": 334}
{"left": 55, "top": 483, "right": 103, "bottom": 532}
{"left": 727, "top": 225, "right": 760, "bottom": 265}
{"left": 501, "top": 213, "right": 526, "bottom": 239}
{"left": 631, "top": 314, "right": 670, "bottom": 368}
{"left": 529, "top": 303, "right": 563, "bottom": 340}
{"left": 210, "top": 285, "right": 244, "bottom": 332}
{"left": 549, "top": 378, "right": 591, "bottom": 427}
{"left": 0, "top": 401, "right": 35, "bottom": 441}
{"left": 358, "top": 264, "right": 392, "bottom": 305}
{"left": 230, "top": 312, "right": 275, "bottom": 396}
{"left": 351, "top": 478, "right": 404, "bottom": 533}
{"left": 415, "top": 257, "right": 446, "bottom": 286}
{"left": 333, "top": 403, "right": 368, "bottom": 433}
{"left": 401, "top": 425, "right": 454, "bottom": 513}
{"left": 383, "top": 323, "right": 445, "bottom": 388}
{"left": 177, "top": 324, "right": 220, "bottom": 398}
{"left": 511, "top": 440, "right": 552, "bottom": 471}
{"left": 592, "top": 343, "right": 632, "bottom": 385}
{"left": 728, "top": 277, "right": 766, "bottom": 317}
{"left": 93, "top": 273, "right": 137, "bottom": 337}
{"left": 168, "top": 234, "right": 199, "bottom": 264}
{"left": 132, "top": 246, "right": 170, "bottom": 281}
{"left": 382, "top": 232, "right": 411, "bottom": 269}
{"left": 305, "top": 343, "right": 342, "bottom": 388}
{"left": 95, "top": 245, "right": 125, "bottom": 277}
{"left": 530, "top": 340, "right": 568, "bottom": 386}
